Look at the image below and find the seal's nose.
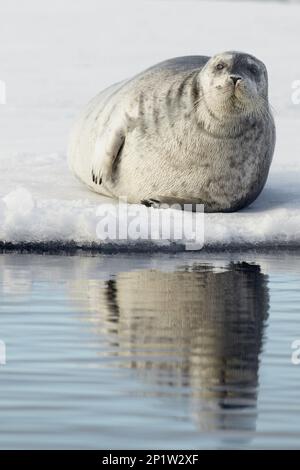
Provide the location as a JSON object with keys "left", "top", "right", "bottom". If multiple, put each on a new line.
{"left": 230, "top": 75, "right": 242, "bottom": 86}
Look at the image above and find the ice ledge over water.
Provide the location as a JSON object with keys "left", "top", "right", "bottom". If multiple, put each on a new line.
{"left": 0, "top": 153, "right": 299, "bottom": 252}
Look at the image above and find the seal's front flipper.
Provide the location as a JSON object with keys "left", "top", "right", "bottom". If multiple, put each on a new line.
{"left": 91, "top": 121, "right": 126, "bottom": 186}
{"left": 141, "top": 196, "right": 204, "bottom": 212}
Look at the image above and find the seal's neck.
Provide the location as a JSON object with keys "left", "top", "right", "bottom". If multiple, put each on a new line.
{"left": 195, "top": 101, "right": 258, "bottom": 138}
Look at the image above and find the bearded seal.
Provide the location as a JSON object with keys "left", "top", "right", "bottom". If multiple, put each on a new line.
{"left": 68, "top": 51, "right": 275, "bottom": 212}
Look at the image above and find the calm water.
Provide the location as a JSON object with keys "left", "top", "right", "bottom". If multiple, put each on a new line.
{"left": 0, "top": 252, "right": 300, "bottom": 449}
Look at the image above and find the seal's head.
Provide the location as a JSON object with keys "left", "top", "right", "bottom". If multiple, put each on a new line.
{"left": 199, "top": 51, "right": 269, "bottom": 120}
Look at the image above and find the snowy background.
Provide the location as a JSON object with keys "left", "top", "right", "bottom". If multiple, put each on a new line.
{"left": 0, "top": 0, "right": 300, "bottom": 250}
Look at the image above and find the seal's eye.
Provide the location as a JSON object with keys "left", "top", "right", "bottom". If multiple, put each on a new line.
{"left": 249, "top": 65, "right": 258, "bottom": 75}
{"left": 216, "top": 63, "right": 225, "bottom": 71}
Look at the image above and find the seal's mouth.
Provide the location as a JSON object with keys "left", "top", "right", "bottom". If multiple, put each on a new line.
{"left": 221, "top": 84, "right": 244, "bottom": 104}
{"left": 230, "top": 80, "right": 249, "bottom": 106}
{"left": 225, "top": 86, "right": 249, "bottom": 113}
{"left": 209, "top": 76, "right": 256, "bottom": 115}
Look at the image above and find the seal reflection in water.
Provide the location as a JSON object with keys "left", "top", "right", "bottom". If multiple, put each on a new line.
{"left": 68, "top": 52, "right": 275, "bottom": 212}
{"left": 71, "top": 262, "right": 269, "bottom": 437}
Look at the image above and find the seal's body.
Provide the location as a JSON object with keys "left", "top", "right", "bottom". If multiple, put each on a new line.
{"left": 68, "top": 52, "right": 275, "bottom": 212}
